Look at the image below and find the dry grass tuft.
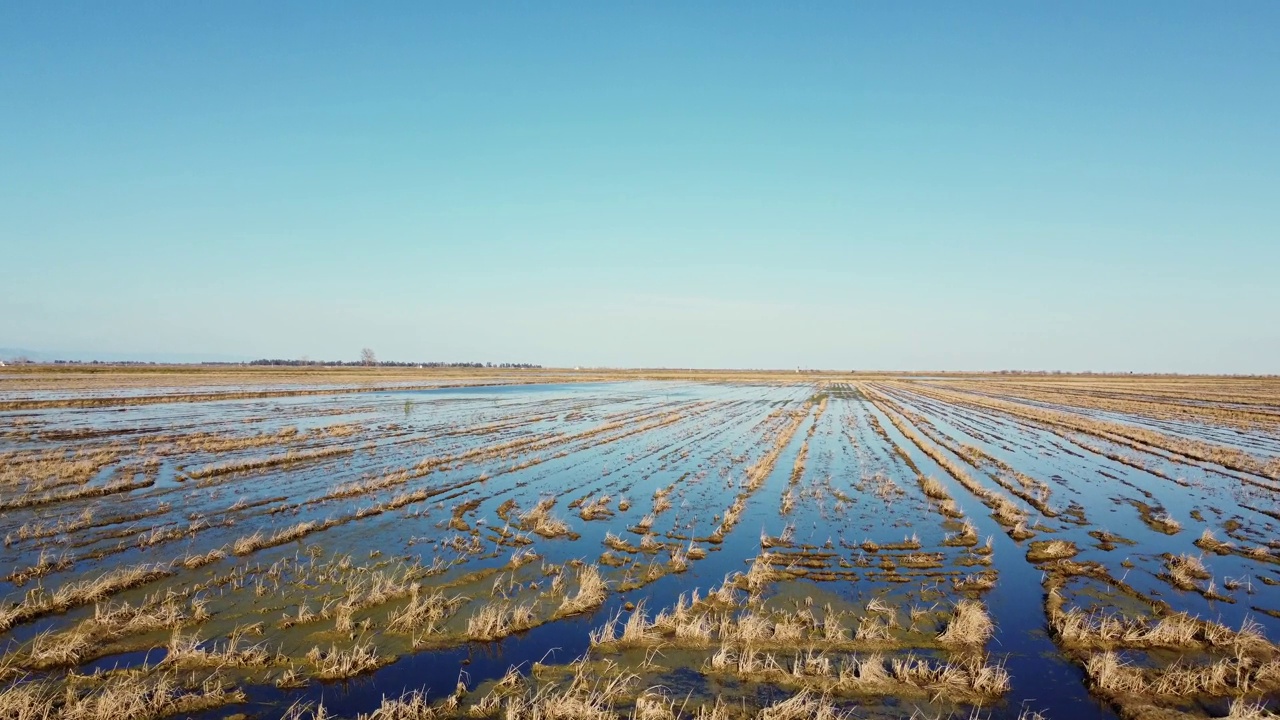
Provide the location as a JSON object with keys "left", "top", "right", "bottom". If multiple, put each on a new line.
{"left": 388, "top": 591, "right": 465, "bottom": 639}
{"left": 1086, "top": 649, "right": 1280, "bottom": 699}
{"left": 1195, "top": 528, "right": 1235, "bottom": 555}
{"left": 943, "top": 520, "right": 978, "bottom": 547}
{"left": 467, "top": 600, "right": 537, "bottom": 641}
{"left": 499, "top": 658, "right": 636, "bottom": 719}
{"left": 0, "top": 670, "right": 244, "bottom": 719}
{"left": 705, "top": 647, "right": 1010, "bottom": 702}
{"left": 590, "top": 602, "right": 660, "bottom": 648}
{"left": 306, "top": 641, "right": 387, "bottom": 680}
{"left": 519, "top": 498, "right": 573, "bottom": 539}
{"left": 556, "top": 564, "right": 609, "bottom": 618}
{"left": 165, "top": 626, "right": 273, "bottom": 668}
{"left": 756, "top": 692, "right": 858, "bottom": 720}
{"left": 1052, "top": 605, "right": 1273, "bottom": 654}
{"left": 579, "top": 496, "right": 614, "bottom": 522}
{"left": 937, "top": 600, "right": 995, "bottom": 646}
{"left": 1226, "top": 698, "right": 1280, "bottom": 719}
{"left": 0, "top": 563, "right": 173, "bottom": 633}
{"left": 1164, "top": 552, "right": 1212, "bottom": 591}
{"left": 918, "top": 475, "right": 950, "bottom": 500}
{"left": 1150, "top": 512, "right": 1182, "bottom": 535}
{"left": 1026, "top": 539, "right": 1079, "bottom": 563}
{"left": 358, "top": 690, "right": 456, "bottom": 719}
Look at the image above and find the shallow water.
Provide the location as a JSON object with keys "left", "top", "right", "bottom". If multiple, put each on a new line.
{"left": 1, "top": 377, "right": 1277, "bottom": 718}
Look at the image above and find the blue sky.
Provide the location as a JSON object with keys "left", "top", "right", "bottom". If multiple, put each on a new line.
{"left": 3, "top": 3, "right": 1277, "bottom": 371}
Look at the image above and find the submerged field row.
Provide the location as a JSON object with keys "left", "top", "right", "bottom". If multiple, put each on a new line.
{"left": 2, "top": 378, "right": 1279, "bottom": 720}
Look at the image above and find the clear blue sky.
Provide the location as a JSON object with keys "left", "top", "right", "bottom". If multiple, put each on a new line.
{"left": 3, "top": 3, "right": 1277, "bottom": 371}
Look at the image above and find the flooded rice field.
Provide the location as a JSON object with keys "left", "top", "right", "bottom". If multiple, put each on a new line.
{"left": 1, "top": 371, "right": 1278, "bottom": 719}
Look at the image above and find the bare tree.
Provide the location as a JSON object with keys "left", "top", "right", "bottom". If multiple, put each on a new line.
{"left": 360, "top": 348, "right": 377, "bottom": 366}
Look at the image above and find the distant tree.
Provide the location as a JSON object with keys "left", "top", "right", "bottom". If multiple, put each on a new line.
{"left": 360, "top": 348, "right": 377, "bottom": 366}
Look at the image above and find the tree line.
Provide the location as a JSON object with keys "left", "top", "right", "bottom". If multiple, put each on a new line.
{"left": 244, "top": 359, "right": 541, "bottom": 368}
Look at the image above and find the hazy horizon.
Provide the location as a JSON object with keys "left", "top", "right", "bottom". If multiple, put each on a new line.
{"left": 3, "top": 344, "right": 1276, "bottom": 376}
{"left": 4, "top": 4, "right": 1278, "bottom": 373}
